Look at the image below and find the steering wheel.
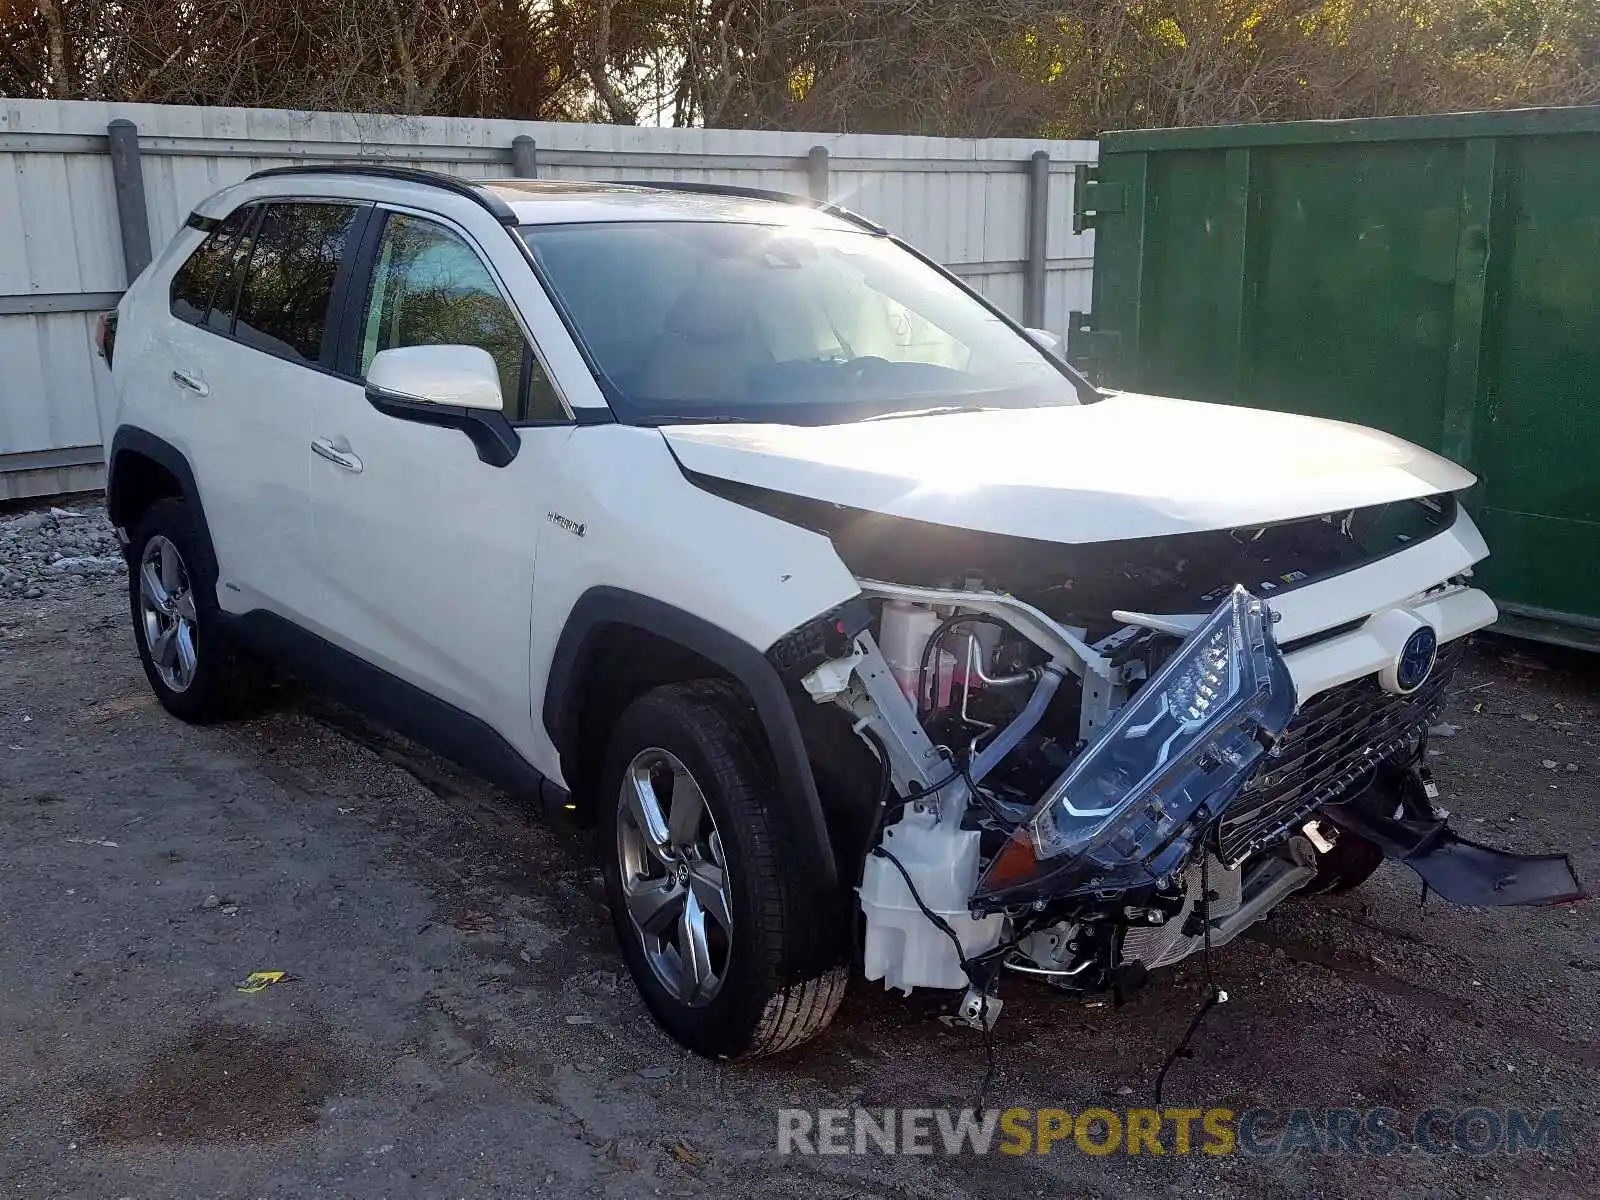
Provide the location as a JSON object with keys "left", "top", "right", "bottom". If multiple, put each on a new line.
{"left": 845, "top": 356, "right": 893, "bottom": 387}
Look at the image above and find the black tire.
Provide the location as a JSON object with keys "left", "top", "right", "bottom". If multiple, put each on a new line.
{"left": 599, "top": 680, "right": 848, "bottom": 1059}
{"left": 128, "top": 498, "right": 267, "bottom": 723}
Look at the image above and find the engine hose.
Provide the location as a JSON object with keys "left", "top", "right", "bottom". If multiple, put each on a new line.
{"left": 966, "top": 664, "right": 1066, "bottom": 786}
{"left": 917, "top": 613, "right": 996, "bottom": 720}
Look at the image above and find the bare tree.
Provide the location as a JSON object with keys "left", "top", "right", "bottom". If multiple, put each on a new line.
{"left": 2, "top": 0, "right": 1596, "bottom": 132}
{"left": 30, "top": 0, "right": 66, "bottom": 96}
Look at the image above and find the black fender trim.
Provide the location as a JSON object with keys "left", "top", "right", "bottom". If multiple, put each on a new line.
{"left": 544, "top": 587, "right": 841, "bottom": 891}
{"left": 106, "top": 426, "right": 221, "bottom": 595}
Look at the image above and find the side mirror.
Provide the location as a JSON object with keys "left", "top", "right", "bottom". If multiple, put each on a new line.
{"left": 1024, "top": 327, "right": 1061, "bottom": 355}
{"left": 367, "top": 344, "right": 504, "bottom": 411}
{"left": 365, "top": 344, "right": 519, "bottom": 467}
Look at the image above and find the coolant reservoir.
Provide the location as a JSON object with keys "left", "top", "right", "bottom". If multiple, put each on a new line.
{"left": 879, "top": 601, "right": 954, "bottom": 706}
{"left": 859, "top": 813, "right": 1004, "bottom": 993}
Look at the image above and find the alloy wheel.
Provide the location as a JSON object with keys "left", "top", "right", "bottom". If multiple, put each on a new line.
{"left": 138, "top": 535, "right": 198, "bottom": 692}
{"left": 615, "top": 748, "right": 733, "bottom": 1007}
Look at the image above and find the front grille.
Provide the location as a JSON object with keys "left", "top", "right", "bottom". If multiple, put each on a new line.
{"left": 1218, "top": 639, "right": 1465, "bottom": 862}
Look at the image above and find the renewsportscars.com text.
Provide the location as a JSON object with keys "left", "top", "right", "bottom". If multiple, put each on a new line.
{"left": 776, "top": 1106, "right": 1563, "bottom": 1157}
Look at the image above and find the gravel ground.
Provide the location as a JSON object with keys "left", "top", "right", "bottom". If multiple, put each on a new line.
{"left": 1, "top": 498, "right": 1596, "bottom": 1199}
{"left": 0, "top": 500, "right": 125, "bottom": 600}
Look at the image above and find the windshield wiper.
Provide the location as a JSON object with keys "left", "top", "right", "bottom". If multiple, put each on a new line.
{"left": 861, "top": 404, "right": 997, "bottom": 422}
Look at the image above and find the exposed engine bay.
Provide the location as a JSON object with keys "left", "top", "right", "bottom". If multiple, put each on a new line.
{"left": 764, "top": 513, "right": 1586, "bottom": 1030}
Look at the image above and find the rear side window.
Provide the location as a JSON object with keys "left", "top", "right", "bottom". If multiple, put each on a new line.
{"left": 169, "top": 207, "right": 253, "bottom": 326}
{"left": 234, "top": 202, "right": 362, "bottom": 364}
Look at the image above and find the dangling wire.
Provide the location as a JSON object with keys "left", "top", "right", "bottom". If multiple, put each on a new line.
{"left": 860, "top": 724, "right": 1006, "bottom": 1108}
{"left": 1152, "top": 852, "right": 1229, "bottom": 1106}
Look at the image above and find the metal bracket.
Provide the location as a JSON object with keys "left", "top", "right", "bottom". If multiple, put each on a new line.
{"left": 1071, "top": 164, "right": 1126, "bottom": 233}
{"left": 839, "top": 633, "right": 951, "bottom": 802}
{"left": 942, "top": 986, "right": 1004, "bottom": 1031}
{"left": 1066, "top": 309, "right": 1122, "bottom": 374}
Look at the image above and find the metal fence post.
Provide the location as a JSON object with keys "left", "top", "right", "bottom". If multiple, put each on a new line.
{"left": 1023, "top": 150, "right": 1050, "bottom": 328}
{"left": 807, "top": 145, "right": 829, "bottom": 202}
{"left": 512, "top": 134, "right": 539, "bottom": 179}
{"left": 107, "top": 119, "right": 152, "bottom": 283}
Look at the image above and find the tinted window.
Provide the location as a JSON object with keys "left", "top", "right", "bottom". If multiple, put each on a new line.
{"left": 204, "top": 207, "right": 259, "bottom": 333}
{"left": 361, "top": 213, "right": 562, "bottom": 420}
{"left": 235, "top": 203, "right": 361, "bottom": 364}
{"left": 169, "top": 207, "right": 252, "bottom": 326}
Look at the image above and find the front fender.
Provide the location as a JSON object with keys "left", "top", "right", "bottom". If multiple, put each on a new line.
{"left": 544, "top": 586, "right": 840, "bottom": 893}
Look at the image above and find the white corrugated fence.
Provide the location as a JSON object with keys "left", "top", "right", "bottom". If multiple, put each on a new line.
{"left": 0, "top": 99, "right": 1097, "bottom": 499}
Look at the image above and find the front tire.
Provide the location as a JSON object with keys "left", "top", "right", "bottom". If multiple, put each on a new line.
{"left": 600, "top": 680, "right": 847, "bottom": 1059}
{"left": 128, "top": 498, "right": 265, "bottom": 723}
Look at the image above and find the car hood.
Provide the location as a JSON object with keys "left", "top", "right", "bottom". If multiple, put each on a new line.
{"left": 662, "top": 392, "right": 1476, "bottom": 544}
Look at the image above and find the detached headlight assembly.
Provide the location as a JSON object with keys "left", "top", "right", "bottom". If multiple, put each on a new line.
{"left": 975, "top": 586, "right": 1296, "bottom": 906}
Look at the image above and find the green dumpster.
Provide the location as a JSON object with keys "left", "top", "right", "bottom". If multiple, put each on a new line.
{"left": 1069, "top": 106, "right": 1600, "bottom": 649}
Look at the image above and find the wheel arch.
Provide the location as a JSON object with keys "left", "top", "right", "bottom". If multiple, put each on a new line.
{"left": 106, "top": 427, "right": 220, "bottom": 595}
{"left": 544, "top": 587, "right": 841, "bottom": 892}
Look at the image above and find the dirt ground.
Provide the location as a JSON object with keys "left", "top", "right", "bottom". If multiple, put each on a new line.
{"left": 1, "top": 515, "right": 1597, "bottom": 1199}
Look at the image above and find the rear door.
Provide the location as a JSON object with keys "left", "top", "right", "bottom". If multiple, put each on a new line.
{"left": 157, "top": 203, "right": 263, "bottom": 597}
{"left": 307, "top": 206, "right": 571, "bottom": 736}
{"left": 197, "top": 200, "right": 370, "bottom": 620}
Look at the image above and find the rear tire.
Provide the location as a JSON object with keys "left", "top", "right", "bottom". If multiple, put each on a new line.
{"left": 600, "top": 680, "right": 847, "bottom": 1059}
{"left": 128, "top": 498, "right": 267, "bottom": 723}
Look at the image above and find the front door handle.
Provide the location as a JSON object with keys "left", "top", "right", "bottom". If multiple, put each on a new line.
{"left": 311, "top": 436, "right": 363, "bottom": 474}
{"left": 170, "top": 368, "right": 209, "bottom": 396}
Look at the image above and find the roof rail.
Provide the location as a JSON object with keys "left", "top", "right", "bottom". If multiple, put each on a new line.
{"left": 608, "top": 179, "right": 886, "bottom": 234}
{"left": 246, "top": 164, "right": 518, "bottom": 225}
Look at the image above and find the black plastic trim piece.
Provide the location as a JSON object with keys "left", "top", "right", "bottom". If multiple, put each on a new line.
{"left": 215, "top": 202, "right": 263, "bottom": 336}
{"left": 248, "top": 164, "right": 519, "bottom": 225}
{"left": 331, "top": 202, "right": 388, "bottom": 379}
{"left": 184, "top": 210, "right": 221, "bottom": 233}
{"left": 507, "top": 408, "right": 614, "bottom": 429}
{"left": 221, "top": 609, "right": 563, "bottom": 809}
{"left": 543, "top": 586, "right": 840, "bottom": 890}
{"left": 315, "top": 204, "right": 376, "bottom": 369}
{"left": 365, "top": 384, "right": 521, "bottom": 467}
{"left": 1324, "top": 769, "right": 1584, "bottom": 907}
{"left": 607, "top": 179, "right": 886, "bottom": 234}
{"left": 105, "top": 427, "right": 220, "bottom": 596}
{"left": 1278, "top": 617, "right": 1367, "bottom": 655}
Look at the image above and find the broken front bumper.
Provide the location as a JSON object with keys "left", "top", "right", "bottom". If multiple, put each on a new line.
{"left": 1325, "top": 767, "right": 1585, "bottom": 907}
{"left": 972, "top": 586, "right": 1583, "bottom": 914}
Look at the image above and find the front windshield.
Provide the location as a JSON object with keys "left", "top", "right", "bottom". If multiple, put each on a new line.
{"left": 519, "top": 220, "right": 1084, "bottom": 425}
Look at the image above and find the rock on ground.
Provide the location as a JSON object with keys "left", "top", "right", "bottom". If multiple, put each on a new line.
{"left": 0, "top": 499, "right": 124, "bottom": 602}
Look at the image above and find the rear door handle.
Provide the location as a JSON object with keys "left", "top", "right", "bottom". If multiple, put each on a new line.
{"left": 170, "top": 368, "right": 209, "bottom": 396}
{"left": 311, "top": 436, "right": 363, "bottom": 474}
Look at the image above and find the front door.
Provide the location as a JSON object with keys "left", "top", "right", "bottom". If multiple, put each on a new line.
{"left": 307, "top": 208, "right": 571, "bottom": 742}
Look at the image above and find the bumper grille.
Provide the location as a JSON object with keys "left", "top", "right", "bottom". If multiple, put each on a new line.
{"left": 1218, "top": 640, "right": 1465, "bottom": 862}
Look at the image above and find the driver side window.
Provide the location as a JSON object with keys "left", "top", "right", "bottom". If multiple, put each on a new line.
{"left": 361, "top": 213, "right": 563, "bottom": 420}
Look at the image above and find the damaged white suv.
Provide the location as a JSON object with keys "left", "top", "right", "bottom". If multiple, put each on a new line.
{"left": 96, "top": 167, "right": 1581, "bottom": 1059}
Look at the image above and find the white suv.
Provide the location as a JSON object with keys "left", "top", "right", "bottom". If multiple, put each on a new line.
{"left": 95, "top": 167, "right": 1580, "bottom": 1059}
